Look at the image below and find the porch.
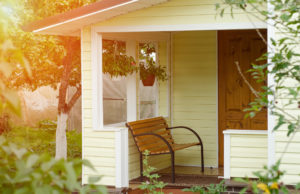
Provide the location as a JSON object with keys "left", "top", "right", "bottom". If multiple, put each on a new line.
{"left": 84, "top": 29, "right": 268, "bottom": 187}
{"left": 131, "top": 166, "right": 223, "bottom": 187}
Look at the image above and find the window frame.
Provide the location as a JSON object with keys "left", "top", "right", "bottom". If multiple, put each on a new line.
{"left": 91, "top": 30, "right": 170, "bottom": 131}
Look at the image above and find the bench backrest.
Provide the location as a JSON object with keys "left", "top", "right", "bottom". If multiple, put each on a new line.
{"left": 126, "top": 117, "right": 174, "bottom": 153}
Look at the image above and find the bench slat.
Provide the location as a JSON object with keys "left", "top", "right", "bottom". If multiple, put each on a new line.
{"left": 131, "top": 124, "right": 168, "bottom": 135}
{"left": 128, "top": 117, "right": 165, "bottom": 126}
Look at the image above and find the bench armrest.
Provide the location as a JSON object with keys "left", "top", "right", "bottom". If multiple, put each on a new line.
{"left": 167, "top": 126, "right": 203, "bottom": 146}
{"left": 133, "top": 132, "right": 174, "bottom": 154}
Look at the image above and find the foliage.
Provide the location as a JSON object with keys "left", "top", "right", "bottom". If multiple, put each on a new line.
{"left": 139, "top": 43, "right": 167, "bottom": 82}
{"left": 235, "top": 161, "right": 291, "bottom": 194}
{"left": 139, "top": 150, "right": 167, "bottom": 194}
{"left": 3, "top": 124, "right": 82, "bottom": 159}
{"left": 182, "top": 180, "right": 226, "bottom": 194}
{"left": 0, "top": 0, "right": 30, "bottom": 116}
{"left": 102, "top": 39, "right": 138, "bottom": 77}
{"left": 216, "top": 0, "right": 300, "bottom": 136}
{"left": 38, "top": 119, "right": 57, "bottom": 130}
{"left": 67, "top": 130, "right": 82, "bottom": 159}
{"left": 102, "top": 41, "right": 167, "bottom": 82}
{"left": 0, "top": 136, "right": 106, "bottom": 194}
{"left": 216, "top": 1, "right": 300, "bottom": 193}
{"left": 13, "top": 0, "right": 97, "bottom": 159}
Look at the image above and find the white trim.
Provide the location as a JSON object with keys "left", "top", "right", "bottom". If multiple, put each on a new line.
{"left": 33, "top": 0, "right": 139, "bottom": 33}
{"left": 92, "top": 29, "right": 103, "bottom": 130}
{"left": 267, "top": 0, "right": 276, "bottom": 167}
{"left": 93, "top": 22, "right": 267, "bottom": 33}
{"left": 223, "top": 130, "right": 268, "bottom": 135}
{"left": 126, "top": 40, "right": 137, "bottom": 122}
{"left": 223, "top": 132, "right": 231, "bottom": 179}
{"left": 80, "top": 28, "right": 85, "bottom": 185}
{"left": 115, "top": 128, "right": 129, "bottom": 188}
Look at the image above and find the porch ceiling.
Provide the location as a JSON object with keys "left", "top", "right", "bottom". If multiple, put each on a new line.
{"left": 23, "top": 0, "right": 168, "bottom": 36}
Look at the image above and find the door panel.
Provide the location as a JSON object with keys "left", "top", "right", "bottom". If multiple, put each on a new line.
{"left": 218, "top": 30, "right": 267, "bottom": 167}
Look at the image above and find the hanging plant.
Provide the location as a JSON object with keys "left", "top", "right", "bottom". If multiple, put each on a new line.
{"left": 139, "top": 43, "right": 167, "bottom": 86}
{"left": 102, "top": 40, "right": 167, "bottom": 84}
{"left": 102, "top": 39, "right": 138, "bottom": 77}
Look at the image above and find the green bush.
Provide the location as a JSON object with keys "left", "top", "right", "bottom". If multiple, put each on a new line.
{"left": 0, "top": 136, "right": 106, "bottom": 194}
{"left": 139, "top": 150, "right": 167, "bottom": 194}
{"left": 3, "top": 125, "right": 82, "bottom": 159}
{"left": 182, "top": 180, "right": 226, "bottom": 194}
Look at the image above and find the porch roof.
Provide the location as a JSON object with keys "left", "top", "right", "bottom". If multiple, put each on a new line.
{"left": 23, "top": 0, "right": 168, "bottom": 36}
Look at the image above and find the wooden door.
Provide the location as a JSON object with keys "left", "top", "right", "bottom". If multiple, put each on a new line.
{"left": 218, "top": 30, "right": 267, "bottom": 167}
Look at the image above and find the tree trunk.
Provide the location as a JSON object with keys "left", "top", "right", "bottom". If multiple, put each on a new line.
{"left": 55, "top": 38, "right": 81, "bottom": 159}
{"left": 55, "top": 112, "right": 68, "bottom": 159}
{"left": 55, "top": 38, "right": 73, "bottom": 160}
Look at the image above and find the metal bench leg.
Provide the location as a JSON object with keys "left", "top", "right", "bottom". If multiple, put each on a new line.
{"left": 201, "top": 145, "right": 204, "bottom": 172}
{"left": 140, "top": 153, "right": 143, "bottom": 181}
{"left": 171, "top": 151, "right": 175, "bottom": 183}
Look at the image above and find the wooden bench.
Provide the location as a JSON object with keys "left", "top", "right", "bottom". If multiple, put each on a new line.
{"left": 126, "top": 116, "right": 204, "bottom": 183}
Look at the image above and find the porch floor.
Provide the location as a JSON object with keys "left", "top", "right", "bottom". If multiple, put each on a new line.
{"left": 130, "top": 166, "right": 224, "bottom": 188}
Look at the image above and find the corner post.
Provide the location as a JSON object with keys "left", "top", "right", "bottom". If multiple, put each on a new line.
{"left": 223, "top": 131, "right": 231, "bottom": 179}
{"left": 91, "top": 27, "right": 103, "bottom": 130}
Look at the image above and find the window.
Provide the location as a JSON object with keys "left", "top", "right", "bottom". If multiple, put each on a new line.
{"left": 102, "top": 39, "right": 127, "bottom": 126}
{"left": 138, "top": 42, "right": 169, "bottom": 119}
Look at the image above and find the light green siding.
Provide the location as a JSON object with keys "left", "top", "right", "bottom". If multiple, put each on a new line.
{"left": 172, "top": 31, "right": 217, "bottom": 167}
{"left": 275, "top": 130, "right": 300, "bottom": 185}
{"left": 81, "top": 27, "right": 116, "bottom": 186}
{"left": 230, "top": 134, "right": 267, "bottom": 178}
{"left": 273, "top": 31, "right": 300, "bottom": 185}
{"left": 94, "top": 0, "right": 263, "bottom": 27}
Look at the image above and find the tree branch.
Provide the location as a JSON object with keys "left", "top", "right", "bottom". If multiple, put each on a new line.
{"left": 66, "top": 85, "right": 81, "bottom": 113}
{"left": 58, "top": 38, "right": 75, "bottom": 114}
{"left": 235, "top": 61, "right": 260, "bottom": 98}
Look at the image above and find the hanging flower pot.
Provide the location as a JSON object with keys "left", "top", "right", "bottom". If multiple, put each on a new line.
{"left": 142, "top": 74, "right": 155, "bottom": 86}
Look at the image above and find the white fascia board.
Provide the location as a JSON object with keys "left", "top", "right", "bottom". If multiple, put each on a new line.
{"left": 33, "top": 0, "right": 140, "bottom": 33}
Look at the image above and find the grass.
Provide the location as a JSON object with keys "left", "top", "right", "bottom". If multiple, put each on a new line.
{"left": 3, "top": 124, "right": 82, "bottom": 159}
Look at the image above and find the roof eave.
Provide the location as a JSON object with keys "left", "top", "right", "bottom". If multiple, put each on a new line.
{"left": 23, "top": 0, "right": 168, "bottom": 36}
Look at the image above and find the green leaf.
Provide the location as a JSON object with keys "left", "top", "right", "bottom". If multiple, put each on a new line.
{"left": 280, "top": 13, "right": 291, "bottom": 22}
{"left": 10, "top": 144, "right": 27, "bottom": 159}
{"left": 220, "top": 9, "right": 225, "bottom": 17}
{"left": 26, "top": 154, "right": 39, "bottom": 168}
{"left": 88, "top": 176, "right": 101, "bottom": 184}
{"left": 64, "top": 162, "right": 78, "bottom": 190}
